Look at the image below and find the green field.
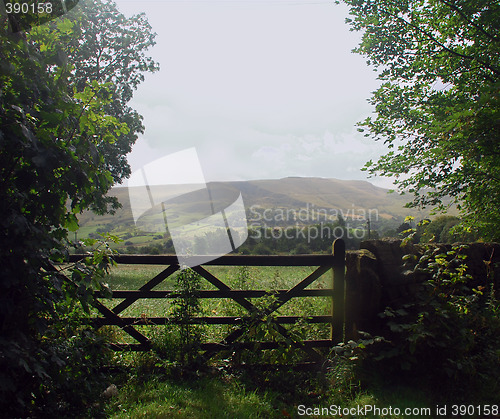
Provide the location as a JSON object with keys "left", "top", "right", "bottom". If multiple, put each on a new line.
{"left": 99, "top": 264, "right": 333, "bottom": 350}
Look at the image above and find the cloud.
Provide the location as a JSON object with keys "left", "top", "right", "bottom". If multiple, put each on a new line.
{"left": 116, "top": 0, "right": 385, "bottom": 184}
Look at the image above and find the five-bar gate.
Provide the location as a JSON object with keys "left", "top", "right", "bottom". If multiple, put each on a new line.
{"left": 69, "top": 239, "right": 349, "bottom": 366}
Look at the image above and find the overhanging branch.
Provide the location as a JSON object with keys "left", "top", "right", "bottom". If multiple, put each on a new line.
{"left": 380, "top": 7, "right": 500, "bottom": 76}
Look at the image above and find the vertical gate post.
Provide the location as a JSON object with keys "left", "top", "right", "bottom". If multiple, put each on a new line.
{"left": 331, "top": 239, "right": 346, "bottom": 344}
{"left": 344, "top": 254, "right": 358, "bottom": 342}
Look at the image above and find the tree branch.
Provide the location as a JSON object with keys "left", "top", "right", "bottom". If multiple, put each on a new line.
{"left": 436, "top": 0, "right": 499, "bottom": 43}
{"left": 382, "top": 8, "right": 500, "bottom": 76}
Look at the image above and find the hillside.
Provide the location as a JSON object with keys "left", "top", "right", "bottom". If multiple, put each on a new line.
{"left": 75, "top": 177, "right": 455, "bottom": 246}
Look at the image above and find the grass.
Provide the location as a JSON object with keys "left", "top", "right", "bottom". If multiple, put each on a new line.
{"left": 104, "top": 264, "right": 330, "bottom": 291}
{"left": 91, "top": 264, "right": 496, "bottom": 419}
{"left": 100, "top": 360, "right": 440, "bottom": 419}
{"left": 105, "top": 376, "right": 277, "bottom": 418}
{"left": 105, "top": 264, "right": 174, "bottom": 290}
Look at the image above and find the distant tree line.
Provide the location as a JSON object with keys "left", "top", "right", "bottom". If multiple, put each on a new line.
{"left": 116, "top": 215, "right": 476, "bottom": 255}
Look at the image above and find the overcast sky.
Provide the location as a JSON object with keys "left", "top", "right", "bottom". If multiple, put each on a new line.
{"left": 112, "top": 0, "right": 390, "bottom": 187}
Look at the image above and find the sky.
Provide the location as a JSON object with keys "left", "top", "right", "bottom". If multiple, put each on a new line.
{"left": 111, "top": 0, "right": 391, "bottom": 187}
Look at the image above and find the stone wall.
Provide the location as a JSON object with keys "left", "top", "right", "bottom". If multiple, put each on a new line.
{"left": 344, "top": 239, "right": 500, "bottom": 338}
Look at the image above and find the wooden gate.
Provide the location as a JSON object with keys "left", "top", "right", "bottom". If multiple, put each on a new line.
{"left": 69, "top": 239, "right": 349, "bottom": 365}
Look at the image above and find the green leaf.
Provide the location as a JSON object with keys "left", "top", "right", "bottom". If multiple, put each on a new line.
{"left": 64, "top": 213, "right": 79, "bottom": 232}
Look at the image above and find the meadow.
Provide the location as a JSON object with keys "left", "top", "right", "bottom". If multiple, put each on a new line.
{"left": 99, "top": 264, "right": 333, "bottom": 353}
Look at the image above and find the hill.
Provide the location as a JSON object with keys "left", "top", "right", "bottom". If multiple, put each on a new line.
{"left": 75, "top": 177, "right": 455, "bottom": 248}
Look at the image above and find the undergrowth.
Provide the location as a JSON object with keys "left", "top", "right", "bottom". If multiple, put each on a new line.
{"left": 34, "top": 251, "right": 499, "bottom": 417}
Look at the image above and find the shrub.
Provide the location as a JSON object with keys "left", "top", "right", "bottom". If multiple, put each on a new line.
{"left": 153, "top": 269, "right": 206, "bottom": 368}
{"left": 368, "top": 244, "right": 500, "bottom": 402}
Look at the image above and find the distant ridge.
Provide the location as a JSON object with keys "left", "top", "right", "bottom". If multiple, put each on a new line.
{"left": 77, "top": 177, "right": 446, "bottom": 232}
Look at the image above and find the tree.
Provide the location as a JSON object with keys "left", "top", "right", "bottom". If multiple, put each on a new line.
{"left": 419, "top": 214, "right": 477, "bottom": 243}
{"left": 29, "top": 0, "right": 159, "bottom": 182}
{"left": 0, "top": 1, "right": 157, "bottom": 414}
{"left": 339, "top": 0, "right": 500, "bottom": 240}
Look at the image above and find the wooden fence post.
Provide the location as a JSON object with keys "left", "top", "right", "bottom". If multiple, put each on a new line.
{"left": 344, "top": 254, "right": 357, "bottom": 342}
{"left": 331, "top": 239, "right": 345, "bottom": 344}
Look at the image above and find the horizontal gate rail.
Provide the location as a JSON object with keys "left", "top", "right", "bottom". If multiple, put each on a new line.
{"left": 109, "top": 339, "right": 335, "bottom": 352}
{"left": 69, "top": 254, "right": 340, "bottom": 266}
{"left": 89, "top": 315, "right": 333, "bottom": 326}
{"left": 93, "top": 289, "right": 333, "bottom": 299}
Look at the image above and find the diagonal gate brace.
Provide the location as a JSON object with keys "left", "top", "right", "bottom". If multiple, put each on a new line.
{"left": 192, "top": 265, "right": 331, "bottom": 364}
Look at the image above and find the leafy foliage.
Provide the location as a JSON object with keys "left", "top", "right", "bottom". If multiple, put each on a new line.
{"left": 29, "top": 0, "right": 159, "bottom": 182}
{"left": 340, "top": 0, "right": 500, "bottom": 240}
{"left": 368, "top": 244, "right": 500, "bottom": 401}
{"left": 0, "top": 1, "right": 157, "bottom": 415}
